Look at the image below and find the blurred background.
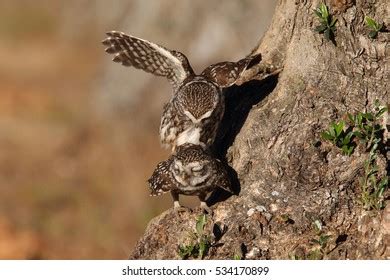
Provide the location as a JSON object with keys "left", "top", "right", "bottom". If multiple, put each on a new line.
{"left": 0, "top": 0, "right": 276, "bottom": 259}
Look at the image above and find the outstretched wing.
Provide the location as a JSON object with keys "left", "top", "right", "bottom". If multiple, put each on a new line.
{"left": 201, "top": 53, "right": 262, "bottom": 88}
{"left": 102, "top": 31, "right": 194, "bottom": 90}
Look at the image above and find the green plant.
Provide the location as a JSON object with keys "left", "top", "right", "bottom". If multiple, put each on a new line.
{"left": 348, "top": 101, "right": 387, "bottom": 151}
{"left": 321, "top": 120, "right": 355, "bottom": 155}
{"left": 178, "top": 214, "right": 212, "bottom": 259}
{"left": 306, "top": 249, "right": 323, "bottom": 260}
{"left": 360, "top": 146, "right": 388, "bottom": 210}
{"left": 365, "top": 16, "right": 383, "bottom": 39}
{"left": 307, "top": 220, "right": 331, "bottom": 260}
{"left": 349, "top": 103, "right": 388, "bottom": 209}
{"left": 289, "top": 254, "right": 304, "bottom": 260}
{"left": 322, "top": 101, "right": 388, "bottom": 211}
{"left": 314, "top": 3, "right": 337, "bottom": 42}
{"left": 311, "top": 234, "right": 331, "bottom": 249}
{"left": 178, "top": 243, "right": 196, "bottom": 259}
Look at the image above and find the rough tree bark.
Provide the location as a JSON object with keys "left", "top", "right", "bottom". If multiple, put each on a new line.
{"left": 130, "top": 0, "right": 389, "bottom": 259}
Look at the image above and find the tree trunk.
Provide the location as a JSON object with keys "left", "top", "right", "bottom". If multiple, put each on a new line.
{"left": 130, "top": 0, "right": 389, "bottom": 260}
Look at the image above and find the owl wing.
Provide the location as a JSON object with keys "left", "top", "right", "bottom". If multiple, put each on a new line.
{"left": 201, "top": 53, "right": 262, "bottom": 88}
{"left": 214, "top": 159, "right": 234, "bottom": 194}
{"left": 102, "top": 31, "right": 195, "bottom": 90}
{"left": 148, "top": 159, "right": 176, "bottom": 196}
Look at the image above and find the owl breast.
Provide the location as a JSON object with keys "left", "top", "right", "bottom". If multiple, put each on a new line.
{"left": 159, "top": 77, "right": 224, "bottom": 150}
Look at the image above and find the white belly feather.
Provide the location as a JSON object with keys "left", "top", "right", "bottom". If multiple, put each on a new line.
{"left": 176, "top": 126, "right": 202, "bottom": 147}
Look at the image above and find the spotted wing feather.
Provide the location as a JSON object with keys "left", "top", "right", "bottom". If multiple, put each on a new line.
{"left": 102, "top": 31, "right": 194, "bottom": 89}
{"left": 201, "top": 53, "right": 262, "bottom": 88}
{"left": 148, "top": 159, "right": 176, "bottom": 196}
{"left": 214, "top": 159, "right": 233, "bottom": 194}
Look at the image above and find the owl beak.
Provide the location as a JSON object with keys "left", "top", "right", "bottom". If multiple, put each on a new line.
{"left": 182, "top": 173, "right": 189, "bottom": 181}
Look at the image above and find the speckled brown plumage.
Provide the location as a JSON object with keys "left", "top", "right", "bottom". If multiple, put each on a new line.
{"left": 148, "top": 144, "right": 232, "bottom": 212}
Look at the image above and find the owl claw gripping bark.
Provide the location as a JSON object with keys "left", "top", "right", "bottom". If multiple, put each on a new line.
{"left": 172, "top": 191, "right": 191, "bottom": 215}
{"left": 148, "top": 144, "right": 233, "bottom": 213}
{"left": 199, "top": 200, "right": 213, "bottom": 215}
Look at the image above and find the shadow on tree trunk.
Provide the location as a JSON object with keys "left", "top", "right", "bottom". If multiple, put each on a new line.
{"left": 208, "top": 74, "right": 279, "bottom": 206}
{"left": 214, "top": 74, "right": 279, "bottom": 159}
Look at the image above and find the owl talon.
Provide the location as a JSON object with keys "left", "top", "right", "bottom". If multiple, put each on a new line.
{"left": 200, "top": 202, "right": 213, "bottom": 215}
{"left": 173, "top": 205, "right": 191, "bottom": 215}
{"left": 172, "top": 194, "right": 190, "bottom": 214}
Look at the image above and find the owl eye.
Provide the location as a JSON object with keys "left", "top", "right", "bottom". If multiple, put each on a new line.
{"left": 191, "top": 165, "right": 204, "bottom": 172}
{"left": 173, "top": 164, "right": 180, "bottom": 175}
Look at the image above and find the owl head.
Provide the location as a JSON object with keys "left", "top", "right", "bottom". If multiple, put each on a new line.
{"left": 169, "top": 145, "right": 212, "bottom": 188}
{"left": 169, "top": 158, "right": 210, "bottom": 188}
{"left": 148, "top": 144, "right": 232, "bottom": 197}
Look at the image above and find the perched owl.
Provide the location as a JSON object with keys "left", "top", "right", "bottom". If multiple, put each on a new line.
{"left": 102, "top": 31, "right": 261, "bottom": 151}
{"left": 148, "top": 144, "right": 233, "bottom": 213}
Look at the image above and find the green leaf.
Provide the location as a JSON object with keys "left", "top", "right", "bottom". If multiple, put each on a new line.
{"left": 365, "top": 17, "right": 383, "bottom": 32}
{"left": 314, "top": 9, "right": 322, "bottom": 18}
{"left": 178, "top": 244, "right": 194, "bottom": 259}
{"left": 343, "top": 131, "right": 353, "bottom": 145}
{"left": 320, "top": 3, "right": 329, "bottom": 19}
{"left": 377, "top": 187, "right": 385, "bottom": 198}
{"left": 307, "top": 249, "right": 323, "bottom": 260}
{"left": 370, "top": 142, "right": 378, "bottom": 152}
{"left": 342, "top": 145, "right": 353, "bottom": 156}
{"left": 319, "top": 235, "right": 330, "bottom": 247}
{"left": 363, "top": 125, "right": 372, "bottom": 134}
{"left": 377, "top": 178, "right": 388, "bottom": 197}
{"left": 329, "top": 125, "right": 337, "bottom": 137}
{"left": 334, "top": 121, "right": 344, "bottom": 136}
{"left": 369, "top": 150, "right": 377, "bottom": 160}
{"left": 341, "top": 137, "right": 349, "bottom": 146}
{"left": 346, "top": 131, "right": 354, "bottom": 140}
{"left": 324, "top": 28, "right": 331, "bottom": 41}
{"left": 315, "top": 24, "right": 328, "bottom": 33}
{"left": 198, "top": 240, "right": 207, "bottom": 259}
{"left": 357, "top": 113, "right": 363, "bottom": 126}
{"left": 321, "top": 131, "right": 334, "bottom": 141}
{"left": 310, "top": 238, "right": 320, "bottom": 245}
{"left": 353, "top": 131, "right": 364, "bottom": 139}
{"left": 330, "top": 18, "right": 338, "bottom": 27}
{"left": 365, "top": 16, "right": 377, "bottom": 29}
{"left": 369, "top": 30, "right": 378, "bottom": 39}
{"left": 362, "top": 112, "right": 374, "bottom": 121}
{"left": 314, "top": 219, "right": 322, "bottom": 232}
{"left": 367, "top": 168, "right": 378, "bottom": 178}
{"left": 369, "top": 174, "right": 377, "bottom": 185}
{"left": 376, "top": 107, "right": 388, "bottom": 118}
{"left": 196, "top": 214, "right": 207, "bottom": 236}
{"left": 378, "top": 177, "right": 388, "bottom": 189}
